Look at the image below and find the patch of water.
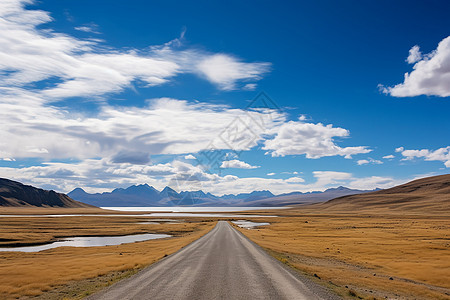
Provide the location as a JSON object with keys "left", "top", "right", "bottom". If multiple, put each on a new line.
{"left": 0, "top": 213, "right": 277, "bottom": 218}
{"left": 0, "top": 233, "right": 171, "bottom": 253}
{"left": 232, "top": 220, "right": 270, "bottom": 229}
{"left": 102, "top": 206, "right": 288, "bottom": 212}
{"left": 137, "top": 222, "right": 160, "bottom": 225}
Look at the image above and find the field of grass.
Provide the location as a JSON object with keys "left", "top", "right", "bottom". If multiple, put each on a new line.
{"left": 0, "top": 215, "right": 215, "bottom": 299}
{"left": 234, "top": 211, "right": 450, "bottom": 299}
{"left": 1, "top": 206, "right": 449, "bottom": 299}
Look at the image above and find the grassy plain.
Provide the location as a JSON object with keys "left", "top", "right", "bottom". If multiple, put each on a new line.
{"left": 234, "top": 211, "right": 450, "bottom": 299}
{"left": 0, "top": 214, "right": 215, "bottom": 299}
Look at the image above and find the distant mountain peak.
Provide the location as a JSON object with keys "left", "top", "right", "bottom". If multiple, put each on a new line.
{"left": 161, "top": 186, "right": 176, "bottom": 193}
{"left": 325, "top": 186, "right": 352, "bottom": 192}
{"left": 70, "top": 187, "right": 86, "bottom": 193}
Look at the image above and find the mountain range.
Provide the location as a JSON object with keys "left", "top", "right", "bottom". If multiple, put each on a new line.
{"left": 1, "top": 174, "right": 448, "bottom": 210}
{"left": 67, "top": 184, "right": 376, "bottom": 207}
{"left": 0, "top": 178, "right": 92, "bottom": 208}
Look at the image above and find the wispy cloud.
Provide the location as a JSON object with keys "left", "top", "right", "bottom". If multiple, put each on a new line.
{"left": 0, "top": 0, "right": 381, "bottom": 194}
{"left": 196, "top": 54, "right": 270, "bottom": 90}
{"left": 0, "top": 0, "right": 271, "bottom": 99}
{"left": 0, "top": 96, "right": 284, "bottom": 160}
{"left": 74, "top": 23, "right": 100, "bottom": 34}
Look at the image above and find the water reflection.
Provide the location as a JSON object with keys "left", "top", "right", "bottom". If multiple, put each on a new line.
{"left": 0, "top": 233, "right": 171, "bottom": 253}
{"left": 232, "top": 220, "right": 270, "bottom": 229}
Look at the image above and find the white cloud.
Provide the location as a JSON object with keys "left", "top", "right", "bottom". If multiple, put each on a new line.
{"left": 220, "top": 159, "right": 260, "bottom": 169}
{"left": 406, "top": 45, "right": 422, "bottom": 64}
{"left": 346, "top": 176, "right": 402, "bottom": 190}
{"left": 383, "top": 154, "right": 395, "bottom": 159}
{"left": 382, "top": 36, "right": 450, "bottom": 97}
{"left": 312, "top": 171, "right": 353, "bottom": 186}
{"left": 27, "top": 148, "right": 49, "bottom": 154}
{"left": 266, "top": 172, "right": 275, "bottom": 176}
{"left": 0, "top": 1, "right": 370, "bottom": 165}
{"left": 0, "top": 158, "right": 406, "bottom": 195}
{"left": 263, "top": 119, "right": 371, "bottom": 158}
{"left": 0, "top": 0, "right": 270, "bottom": 98}
{"left": 74, "top": 23, "right": 100, "bottom": 34}
{"left": 0, "top": 96, "right": 284, "bottom": 160}
{"left": 285, "top": 176, "right": 305, "bottom": 183}
{"left": 397, "top": 146, "right": 450, "bottom": 168}
{"left": 0, "top": 0, "right": 381, "bottom": 195}
{"left": 0, "top": 158, "right": 15, "bottom": 161}
{"left": 196, "top": 54, "right": 270, "bottom": 90}
{"left": 357, "top": 158, "right": 383, "bottom": 165}
{"left": 184, "top": 154, "right": 196, "bottom": 160}
{"left": 243, "top": 83, "right": 257, "bottom": 91}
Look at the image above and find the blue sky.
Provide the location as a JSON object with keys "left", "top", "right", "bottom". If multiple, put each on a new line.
{"left": 0, "top": 0, "right": 449, "bottom": 195}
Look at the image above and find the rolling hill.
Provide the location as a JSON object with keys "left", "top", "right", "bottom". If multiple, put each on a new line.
{"left": 0, "top": 178, "right": 94, "bottom": 208}
{"left": 315, "top": 174, "right": 450, "bottom": 213}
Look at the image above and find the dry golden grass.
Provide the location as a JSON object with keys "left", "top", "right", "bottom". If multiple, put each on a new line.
{"left": 234, "top": 213, "right": 450, "bottom": 299}
{"left": 314, "top": 174, "right": 450, "bottom": 214}
{"left": 0, "top": 215, "right": 215, "bottom": 299}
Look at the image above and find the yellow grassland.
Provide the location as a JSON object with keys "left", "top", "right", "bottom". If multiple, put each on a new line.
{"left": 0, "top": 215, "right": 215, "bottom": 299}
{"left": 234, "top": 212, "right": 450, "bottom": 299}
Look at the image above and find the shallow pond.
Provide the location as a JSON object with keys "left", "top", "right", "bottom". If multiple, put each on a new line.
{"left": 0, "top": 233, "right": 171, "bottom": 253}
{"left": 232, "top": 220, "right": 270, "bottom": 229}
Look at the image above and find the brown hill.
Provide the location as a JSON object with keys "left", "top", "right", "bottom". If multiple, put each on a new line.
{"left": 315, "top": 174, "right": 450, "bottom": 213}
{"left": 0, "top": 178, "right": 94, "bottom": 208}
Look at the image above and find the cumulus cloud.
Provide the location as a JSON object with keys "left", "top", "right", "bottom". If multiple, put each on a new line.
{"left": 406, "top": 45, "right": 422, "bottom": 64}
{"left": 397, "top": 146, "right": 450, "bottom": 168}
{"left": 383, "top": 154, "right": 395, "bottom": 159}
{"left": 357, "top": 158, "right": 383, "bottom": 165}
{"left": 382, "top": 36, "right": 450, "bottom": 97}
{"left": 220, "top": 159, "right": 260, "bottom": 169}
{"left": 184, "top": 154, "right": 196, "bottom": 160}
{"left": 263, "top": 120, "right": 371, "bottom": 158}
